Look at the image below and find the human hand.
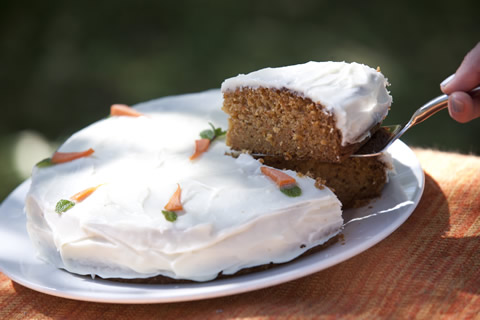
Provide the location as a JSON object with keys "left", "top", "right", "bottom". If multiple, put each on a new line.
{"left": 440, "top": 42, "right": 480, "bottom": 123}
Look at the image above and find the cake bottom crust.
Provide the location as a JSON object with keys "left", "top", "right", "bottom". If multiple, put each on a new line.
{"left": 96, "top": 235, "right": 340, "bottom": 284}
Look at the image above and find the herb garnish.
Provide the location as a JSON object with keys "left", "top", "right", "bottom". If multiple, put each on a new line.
{"left": 55, "top": 199, "right": 75, "bottom": 214}
{"left": 190, "top": 123, "right": 227, "bottom": 160}
{"left": 280, "top": 185, "right": 302, "bottom": 197}
{"left": 200, "top": 122, "right": 226, "bottom": 142}
{"left": 162, "top": 210, "right": 178, "bottom": 222}
{"left": 260, "top": 166, "right": 303, "bottom": 198}
{"left": 36, "top": 158, "right": 53, "bottom": 168}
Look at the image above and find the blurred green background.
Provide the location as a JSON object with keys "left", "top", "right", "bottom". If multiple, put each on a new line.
{"left": 1, "top": 0, "right": 479, "bottom": 202}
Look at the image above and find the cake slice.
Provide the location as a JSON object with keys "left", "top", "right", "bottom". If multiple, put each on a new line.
{"left": 261, "top": 152, "right": 393, "bottom": 209}
{"left": 221, "top": 61, "right": 392, "bottom": 163}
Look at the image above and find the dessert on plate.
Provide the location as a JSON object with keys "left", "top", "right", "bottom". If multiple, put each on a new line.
{"left": 24, "top": 61, "right": 393, "bottom": 282}
{"left": 25, "top": 91, "right": 343, "bottom": 282}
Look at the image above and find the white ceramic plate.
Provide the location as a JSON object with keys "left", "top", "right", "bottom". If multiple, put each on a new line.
{"left": 0, "top": 140, "right": 423, "bottom": 304}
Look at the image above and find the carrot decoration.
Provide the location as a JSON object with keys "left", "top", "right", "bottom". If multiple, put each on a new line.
{"left": 70, "top": 185, "right": 103, "bottom": 202}
{"left": 55, "top": 184, "right": 104, "bottom": 214}
{"left": 260, "top": 167, "right": 296, "bottom": 187}
{"left": 110, "top": 104, "right": 144, "bottom": 117}
{"left": 261, "top": 166, "right": 302, "bottom": 197}
{"left": 189, "top": 123, "right": 226, "bottom": 160}
{"left": 51, "top": 148, "right": 95, "bottom": 164}
{"left": 189, "top": 139, "right": 211, "bottom": 160}
{"left": 164, "top": 184, "right": 183, "bottom": 211}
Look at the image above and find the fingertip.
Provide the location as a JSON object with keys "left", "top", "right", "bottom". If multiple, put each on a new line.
{"left": 440, "top": 74, "right": 455, "bottom": 94}
{"left": 442, "top": 43, "right": 480, "bottom": 94}
{"left": 448, "top": 92, "right": 478, "bottom": 123}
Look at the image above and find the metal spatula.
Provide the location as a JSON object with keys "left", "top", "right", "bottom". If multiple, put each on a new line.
{"left": 351, "top": 85, "right": 480, "bottom": 157}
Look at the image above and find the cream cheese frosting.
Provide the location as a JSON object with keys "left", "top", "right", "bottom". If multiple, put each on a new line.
{"left": 221, "top": 61, "right": 392, "bottom": 146}
{"left": 25, "top": 90, "right": 343, "bottom": 282}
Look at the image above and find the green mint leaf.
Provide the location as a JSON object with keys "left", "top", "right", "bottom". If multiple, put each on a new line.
{"left": 200, "top": 129, "right": 215, "bottom": 140}
{"left": 36, "top": 158, "right": 53, "bottom": 168}
{"left": 55, "top": 199, "right": 75, "bottom": 214}
{"left": 214, "top": 127, "right": 226, "bottom": 138}
{"left": 162, "top": 210, "right": 178, "bottom": 222}
{"left": 200, "top": 123, "right": 226, "bottom": 141}
{"left": 209, "top": 122, "right": 226, "bottom": 138}
{"left": 280, "top": 185, "right": 302, "bottom": 197}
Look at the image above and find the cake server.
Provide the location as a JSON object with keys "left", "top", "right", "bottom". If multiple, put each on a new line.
{"left": 351, "top": 85, "right": 480, "bottom": 157}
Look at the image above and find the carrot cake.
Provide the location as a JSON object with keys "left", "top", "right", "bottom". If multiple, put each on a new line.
{"left": 261, "top": 152, "right": 393, "bottom": 209}
{"left": 24, "top": 90, "right": 344, "bottom": 282}
{"left": 221, "top": 61, "right": 392, "bottom": 162}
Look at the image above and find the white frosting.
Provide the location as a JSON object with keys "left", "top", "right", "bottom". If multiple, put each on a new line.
{"left": 221, "top": 61, "right": 392, "bottom": 145}
{"left": 25, "top": 90, "right": 343, "bottom": 282}
{"left": 378, "top": 151, "right": 395, "bottom": 183}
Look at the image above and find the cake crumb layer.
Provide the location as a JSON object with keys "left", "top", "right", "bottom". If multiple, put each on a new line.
{"left": 223, "top": 87, "right": 372, "bottom": 162}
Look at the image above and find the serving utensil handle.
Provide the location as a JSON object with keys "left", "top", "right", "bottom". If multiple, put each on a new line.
{"left": 407, "top": 85, "right": 480, "bottom": 128}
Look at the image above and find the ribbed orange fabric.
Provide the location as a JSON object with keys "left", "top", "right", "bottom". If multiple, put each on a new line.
{"left": 1, "top": 149, "right": 479, "bottom": 320}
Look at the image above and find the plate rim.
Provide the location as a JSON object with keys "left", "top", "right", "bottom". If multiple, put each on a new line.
{"left": 0, "top": 139, "right": 424, "bottom": 304}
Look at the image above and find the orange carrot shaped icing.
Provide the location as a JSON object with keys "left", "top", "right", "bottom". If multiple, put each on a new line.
{"left": 70, "top": 185, "right": 103, "bottom": 202}
{"left": 110, "top": 104, "right": 144, "bottom": 117}
{"left": 260, "top": 167, "right": 296, "bottom": 187}
{"left": 164, "top": 184, "right": 183, "bottom": 212}
{"left": 260, "top": 167, "right": 302, "bottom": 197}
{"left": 190, "top": 139, "right": 211, "bottom": 160}
{"left": 189, "top": 123, "right": 226, "bottom": 160}
{"left": 51, "top": 148, "right": 95, "bottom": 164}
{"left": 55, "top": 184, "right": 103, "bottom": 214}
{"left": 162, "top": 184, "right": 183, "bottom": 222}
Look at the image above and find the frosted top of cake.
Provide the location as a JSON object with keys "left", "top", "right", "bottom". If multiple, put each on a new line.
{"left": 221, "top": 61, "right": 392, "bottom": 145}
{"left": 25, "top": 90, "right": 343, "bottom": 282}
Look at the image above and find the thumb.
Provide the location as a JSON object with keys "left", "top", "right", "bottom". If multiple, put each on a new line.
{"left": 441, "top": 42, "right": 480, "bottom": 94}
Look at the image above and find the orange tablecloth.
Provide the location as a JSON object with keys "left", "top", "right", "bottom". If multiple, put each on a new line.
{"left": 1, "top": 149, "right": 479, "bottom": 319}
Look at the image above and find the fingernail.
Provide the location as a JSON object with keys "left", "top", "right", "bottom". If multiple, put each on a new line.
{"left": 441, "top": 74, "right": 455, "bottom": 88}
{"left": 450, "top": 96, "right": 464, "bottom": 114}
